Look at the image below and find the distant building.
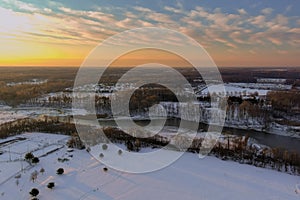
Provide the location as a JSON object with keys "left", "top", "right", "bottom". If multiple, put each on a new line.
{"left": 256, "top": 78, "right": 286, "bottom": 84}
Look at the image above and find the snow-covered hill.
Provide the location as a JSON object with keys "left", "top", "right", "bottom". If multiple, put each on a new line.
{"left": 0, "top": 133, "right": 299, "bottom": 200}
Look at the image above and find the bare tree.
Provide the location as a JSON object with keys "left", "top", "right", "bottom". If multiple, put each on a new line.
{"left": 30, "top": 170, "right": 38, "bottom": 183}
{"left": 15, "top": 179, "right": 19, "bottom": 186}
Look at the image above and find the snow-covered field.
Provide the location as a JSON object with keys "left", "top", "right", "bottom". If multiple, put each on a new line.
{"left": 0, "top": 111, "right": 27, "bottom": 125}
{"left": 199, "top": 83, "right": 270, "bottom": 97}
{"left": 228, "top": 82, "right": 292, "bottom": 90}
{"left": 6, "top": 79, "right": 48, "bottom": 86}
{"left": 198, "top": 82, "right": 292, "bottom": 97}
{"left": 0, "top": 133, "right": 299, "bottom": 200}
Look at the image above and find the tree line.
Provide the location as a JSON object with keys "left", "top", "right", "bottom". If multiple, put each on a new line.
{"left": 0, "top": 80, "right": 72, "bottom": 107}
{"left": 1, "top": 117, "right": 299, "bottom": 175}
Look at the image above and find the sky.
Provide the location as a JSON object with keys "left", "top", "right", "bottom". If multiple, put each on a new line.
{"left": 0, "top": 0, "right": 300, "bottom": 67}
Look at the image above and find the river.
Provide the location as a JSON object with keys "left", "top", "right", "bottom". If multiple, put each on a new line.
{"left": 94, "top": 117, "right": 300, "bottom": 154}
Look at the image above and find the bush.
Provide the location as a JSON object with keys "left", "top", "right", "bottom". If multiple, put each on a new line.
{"left": 47, "top": 182, "right": 55, "bottom": 189}
{"left": 40, "top": 168, "right": 45, "bottom": 174}
{"left": 103, "top": 167, "right": 108, "bottom": 172}
{"left": 67, "top": 135, "right": 85, "bottom": 149}
{"left": 58, "top": 158, "right": 69, "bottom": 162}
{"left": 56, "top": 168, "right": 64, "bottom": 175}
{"left": 126, "top": 141, "right": 134, "bottom": 151}
{"left": 118, "top": 149, "right": 122, "bottom": 155}
{"left": 32, "top": 157, "right": 40, "bottom": 164}
{"left": 86, "top": 147, "right": 91, "bottom": 152}
{"left": 99, "top": 153, "right": 104, "bottom": 158}
{"left": 102, "top": 144, "right": 108, "bottom": 150}
{"left": 25, "top": 152, "right": 34, "bottom": 161}
{"left": 29, "top": 188, "right": 39, "bottom": 197}
{"left": 135, "top": 139, "right": 141, "bottom": 152}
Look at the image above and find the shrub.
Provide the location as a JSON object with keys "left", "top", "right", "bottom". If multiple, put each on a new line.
{"left": 118, "top": 149, "right": 122, "bottom": 155}
{"left": 67, "top": 135, "right": 85, "bottom": 149}
{"left": 102, "top": 144, "right": 108, "bottom": 150}
{"left": 29, "top": 188, "right": 39, "bottom": 197}
{"left": 126, "top": 141, "right": 134, "bottom": 151}
{"left": 135, "top": 139, "right": 141, "bottom": 152}
{"left": 32, "top": 157, "right": 40, "bottom": 164}
{"left": 58, "top": 158, "right": 69, "bottom": 162}
{"left": 40, "top": 168, "right": 45, "bottom": 174}
{"left": 56, "top": 168, "right": 64, "bottom": 175}
{"left": 86, "top": 147, "right": 91, "bottom": 152}
{"left": 99, "top": 153, "right": 104, "bottom": 158}
{"left": 25, "top": 152, "right": 34, "bottom": 161}
{"left": 47, "top": 182, "right": 55, "bottom": 189}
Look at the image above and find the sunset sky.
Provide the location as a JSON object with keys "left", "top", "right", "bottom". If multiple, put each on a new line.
{"left": 0, "top": 0, "right": 300, "bottom": 67}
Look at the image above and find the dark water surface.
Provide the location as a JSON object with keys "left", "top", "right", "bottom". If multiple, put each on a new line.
{"left": 97, "top": 117, "right": 300, "bottom": 154}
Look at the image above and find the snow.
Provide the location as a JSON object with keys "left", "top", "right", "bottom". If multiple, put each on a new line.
{"left": 256, "top": 78, "right": 286, "bottom": 83}
{"left": 6, "top": 79, "right": 48, "bottom": 86}
{"left": 0, "top": 111, "right": 27, "bottom": 125}
{"left": 0, "top": 133, "right": 67, "bottom": 162}
{"left": 0, "top": 104, "right": 11, "bottom": 110}
{"left": 199, "top": 84, "right": 270, "bottom": 97}
{"left": 296, "top": 184, "right": 300, "bottom": 194}
{"left": 228, "top": 82, "right": 292, "bottom": 90}
{"left": 0, "top": 161, "right": 29, "bottom": 186}
{"left": 0, "top": 133, "right": 299, "bottom": 200}
{"left": 266, "top": 122, "right": 300, "bottom": 138}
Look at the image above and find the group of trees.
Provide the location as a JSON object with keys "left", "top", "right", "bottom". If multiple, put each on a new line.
{"left": 226, "top": 99, "right": 271, "bottom": 129}
{"left": 0, "top": 80, "right": 72, "bottom": 107}
{"left": 43, "top": 95, "right": 72, "bottom": 107}
{"left": 25, "top": 152, "right": 39, "bottom": 165}
{"left": 111, "top": 86, "right": 178, "bottom": 115}
{"left": 103, "top": 127, "right": 169, "bottom": 148}
{"left": 126, "top": 139, "right": 141, "bottom": 152}
{"left": 28, "top": 167, "right": 64, "bottom": 198}
{"left": 100, "top": 127, "right": 300, "bottom": 175}
{"left": 267, "top": 91, "right": 300, "bottom": 113}
{"left": 0, "top": 118, "right": 76, "bottom": 139}
{"left": 67, "top": 133, "right": 85, "bottom": 149}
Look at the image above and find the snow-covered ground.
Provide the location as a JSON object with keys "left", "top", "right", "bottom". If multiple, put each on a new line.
{"left": 199, "top": 83, "right": 270, "bottom": 97}
{"left": 0, "top": 104, "right": 11, "bottom": 110}
{"left": 6, "top": 79, "right": 48, "bottom": 86}
{"left": 0, "top": 133, "right": 299, "bottom": 200}
{"left": 0, "top": 133, "right": 68, "bottom": 192}
{"left": 0, "top": 111, "right": 27, "bottom": 125}
{"left": 228, "top": 82, "right": 292, "bottom": 90}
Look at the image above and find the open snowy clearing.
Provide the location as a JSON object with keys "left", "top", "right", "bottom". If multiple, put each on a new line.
{"left": 0, "top": 133, "right": 299, "bottom": 200}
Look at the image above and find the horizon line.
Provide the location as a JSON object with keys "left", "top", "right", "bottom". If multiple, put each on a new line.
{"left": 0, "top": 65, "right": 299, "bottom": 68}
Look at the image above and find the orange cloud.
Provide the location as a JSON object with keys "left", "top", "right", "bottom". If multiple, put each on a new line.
{"left": 1, "top": 3, "right": 300, "bottom": 67}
